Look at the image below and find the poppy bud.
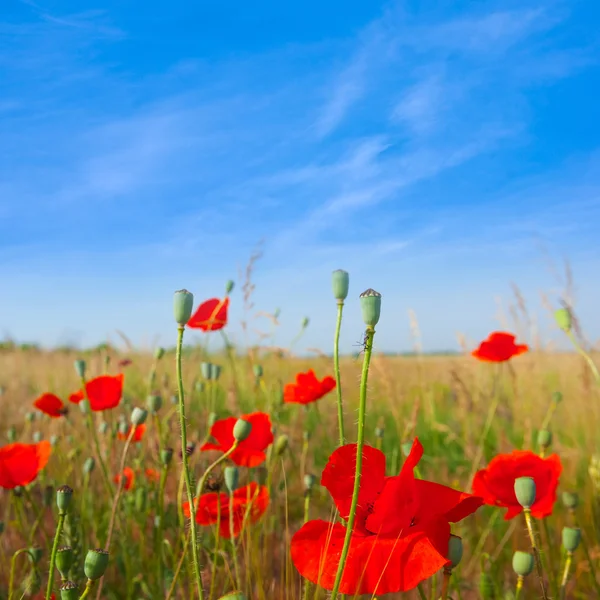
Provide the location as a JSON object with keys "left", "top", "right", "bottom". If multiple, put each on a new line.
{"left": 211, "top": 364, "right": 222, "bottom": 381}
{"left": 554, "top": 307, "right": 572, "bottom": 332}
{"left": 225, "top": 466, "right": 239, "bottom": 493}
{"left": 208, "top": 412, "right": 218, "bottom": 428}
{"left": 512, "top": 551, "right": 534, "bottom": 576}
{"left": 275, "top": 434, "right": 288, "bottom": 456}
{"left": 57, "top": 485, "right": 74, "bottom": 513}
{"left": 135, "top": 488, "right": 147, "bottom": 512}
{"left": 83, "top": 457, "right": 96, "bottom": 475}
{"left": 7, "top": 426, "right": 16, "bottom": 442}
{"left": 118, "top": 420, "right": 128, "bottom": 436}
{"left": 195, "top": 380, "right": 205, "bottom": 393}
{"left": 218, "top": 593, "right": 247, "bottom": 600}
{"left": 447, "top": 535, "right": 463, "bottom": 569}
{"left": 57, "top": 546, "right": 74, "bottom": 578}
{"left": 375, "top": 426, "right": 384, "bottom": 439}
{"left": 130, "top": 407, "right": 148, "bottom": 427}
{"left": 147, "top": 394, "right": 162, "bottom": 414}
{"left": 233, "top": 418, "right": 252, "bottom": 442}
{"left": 537, "top": 429, "right": 552, "bottom": 448}
{"left": 84, "top": 548, "right": 109, "bottom": 580}
{"left": 253, "top": 364, "right": 264, "bottom": 378}
{"left": 359, "top": 288, "right": 382, "bottom": 327}
{"left": 304, "top": 473, "right": 317, "bottom": 491}
{"left": 552, "top": 391, "right": 563, "bottom": 404}
{"left": 514, "top": 477, "right": 536, "bottom": 509}
{"left": 201, "top": 362, "right": 212, "bottom": 380}
{"left": 79, "top": 399, "right": 90, "bottom": 415}
{"left": 331, "top": 269, "right": 350, "bottom": 301}
{"left": 43, "top": 485, "right": 54, "bottom": 508}
{"left": 29, "top": 546, "right": 43, "bottom": 564}
{"left": 161, "top": 448, "right": 173, "bottom": 466}
{"left": 562, "top": 527, "right": 581, "bottom": 552}
{"left": 173, "top": 289, "right": 194, "bottom": 325}
{"left": 50, "top": 434, "right": 59, "bottom": 447}
{"left": 98, "top": 421, "right": 108, "bottom": 435}
{"left": 154, "top": 347, "right": 165, "bottom": 360}
{"left": 33, "top": 431, "right": 42, "bottom": 443}
{"left": 74, "top": 359, "right": 86, "bottom": 379}
{"left": 60, "top": 581, "right": 79, "bottom": 600}
{"left": 301, "top": 317, "right": 310, "bottom": 329}
{"left": 562, "top": 491, "right": 579, "bottom": 510}
{"left": 225, "top": 280, "right": 235, "bottom": 294}
{"left": 25, "top": 412, "right": 35, "bottom": 423}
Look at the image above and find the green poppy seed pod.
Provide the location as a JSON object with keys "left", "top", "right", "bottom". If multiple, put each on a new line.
{"left": 332, "top": 269, "right": 350, "bottom": 301}
{"left": 135, "top": 487, "right": 147, "bottom": 512}
{"left": 201, "top": 362, "right": 213, "bottom": 380}
{"left": 83, "top": 457, "right": 96, "bottom": 475}
{"left": 50, "top": 434, "right": 59, "bottom": 446}
{"left": 275, "top": 434, "right": 289, "bottom": 456}
{"left": 194, "top": 380, "right": 205, "bottom": 393}
{"left": 208, "top": 412, "right": 218, "bottom": 428}
{"left": 375, "top": 426, "right": 384, "bottom": 439}
{"left": 98, "top": 421, "right": 108, "bottom": 434}
{"left": 304, "top": 473, "right": 317, "bottom": 491}
{"left": 43, "top": 485, "right": 54, "bottom": 508}
{"left": 360, "top": 288, "right": 382, "bottom": 327}
{"left": 301, "top": 316, "right": 310, "bottom": 329}
{"left": 0, "top": 521, "right": 4, "bottom": 535}
{"left": 211, "top": 364, "right": 222, "bottom": 381}
{"left": 225, "top": 280, "right": 235, "bottom": 294}
{"left": 29, "top": 546, "right": 43, "bottom": 564}
{"left": 147, "top": 394, "right": 162, "bottom": 414}
{"left": 218, "top": 593, "right": 247, "bottom": 600}
{"left": 74, "top": 359, "right": 86, "bottom": 379}
{"left": 118, "top": 420, "right": 128, "bottom": 436}
{"left": 79, "top": 399, "right": 90, "bottom": 415}
{"left": 514, "top": 477, "right": 536, "bottom": 509}
{"left": 173, "top": 289, "right": 194, "bottom": 325}
{"left": 161, "top": 448, "right": 174, "bottom": 466}
{"left": 537, "top": 429, "right": 552, "bottom": 448}
{"left": 7, "top": 426, "right": 16, "bottom": 442}
{"left": 401, "top": 441, "right": 413, "bottom": 457}
{"left": 84, "top": 548, "right": 109, "bottom": 580}
{"left": 253, "top": 364, "right": 264, "bottom": 378}
{"left": 233, "top": 418, "right": 252, "bottom": 442}
{"left": 562, "top": 491, "right": 579, "bottom": 510}
{"left": 56, "top": 546, "right": 74, "bottom": 578}
{"left": 554, "top": 307, "right": 572, "bottom": 332}
{"left": 154, "top": 515, "right": 161, "bottom": 529}
{"left": 447, "top": 535, "right": 463, "bottom": 569}
{"left": 512, "top": 551, "right": 535, "bottom": 576}
{"left": 57, "top": 485, "right": 74, "bottom": 513}
{"left": 479, "top": 572, "right": 495, "bottom": 599}
{"left": 130, "top": 407, "right": 148, "bottom": 426}
{"left": 552, "top": 391, "right": 563, "bottom": 404}
{"left": 33, "top": 431, "right": 42, "bottom": 443}
{"left": 25, "top": 411, "right": 35, "bottom": 423}
{"left": 170, "top": 394, "right": 178, "bottom": 405}
{"left": 154, "top": 347, "right": 165, "bottom": 360}
{"left": 562, "top": 527, "right": 582, "bottom": 552}
{"left": 59, "top": 581, "right": 79, "bottom": 600}
{"left": 224, "top": 466, "right": 239, "bottom": 493}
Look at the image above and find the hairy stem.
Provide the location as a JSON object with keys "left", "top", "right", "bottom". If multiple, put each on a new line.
{"left": 45, "top": 512, "right": 67, "bottom": 599}
{"left": 333, "top": 301, "right": 345, "bottom": 446}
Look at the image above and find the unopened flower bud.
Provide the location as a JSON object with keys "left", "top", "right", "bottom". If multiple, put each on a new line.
{"left": 74, "top": 359, "right": 86, "bottom": 379}
{"left": 537, "top": 429, "right": 552, "bottom": 448}
{"left": 147, "top": 394, "right": 162, "bottom": 414}
{"left": 233, "top": 419, "right": 252, "bottom": 442}
{"left": 512, "top": 551, "right": 534, "bottom": 576}
{"left": 161, "top": 448, "right": 174, "bottom": 466}
{"left": 98, "top": 421, "right": 108, "bottom": 434}
{"left": 224, "top": 466, "right": 239, "bottom": 493}
{"left": 84, "top": 548, "right": 109, "bottom": 580}
{"left": 7, "top": 426, "right": 16, "bottom": 442}
{"left": 552, "top": 391, "right": 563, "bottom": 404}
{"left": 25, "top": 412, "right": 35, "bottom": 423}
{"left": 154, "top": 347, "right": 165, "bottom": 360}
{"left": 118, "top": 420, "right": 128, "bottom": 436}
{"left": 514, "top": 477, "right": 536, "bottom": 509}
{"left": 301, "top": 317, "right": 310, "bottom": 329}
{"left": 225, "top": 280, "right": 235, "bottom": 294}
{"left": 130, "top": 407, "right": 148, "bottom": 426}
{"left": 195, "top": 380, "right": 204, "bottom": 393}
{"left": 359, "top": 288, "right": 381, "bottom": 327}
{"left": 83, "top": 457, "right": 96, "bottom": 475}
{"left": 554, "top": 307, "right": 572, "bottom": 332}
{"left": 253, "top": 364, "right": 263, "bottom": 378}
{"left": 79, "top": 399, "right": 90, "bottom": 415}
{"left": 375, "top": 426, "right": 384, "bottom": 439}
{"left": 33, "top": 431, "right": 42, "bottom": 443}
{"left": 447, "top": 535, "right": 463, "bottom": 569}
{"left": 29, "top": 547, "right": 43, "bottom": 564}
{"left": 332, "top": 269, "right": 350, "bottom": 301}
{"left": 173, "top": 289, "right": 194, "bottom": 325}
{"left": 211, "top": 364, "right": 222, "bottom": 381}
{"left": 562, "top": 527, "right": 581, "bottom": 552}
{"left": 304, "top": 473, "right": 317, "bottom": 492}
{"left": 562, "top": 491, "right": 579, "bottom": 510}
{"left": 201, "top": 362, "right": 212, "bottom": 380}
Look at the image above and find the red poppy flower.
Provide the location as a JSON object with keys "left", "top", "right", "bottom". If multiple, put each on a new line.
{"left": 284, "top": 370, "right": 336, "bottom": 405}
{"left": 33, "top": 393, "right": 68, "bottom": 418}
{"left": 68, "top": 389, "right": 85, "bottom": 404}
{"left": 114, "top": 466, "right": 135, "bottom": 490}
{"left": 0, "top": 441, "right": 52, "bottom": 489}
{"left": 117, "top": 424, "right": 146, "bottom": 443}
{"left": 183, "top": 482, "right": 269, "bottom": 538}
{"left": 187, "top": 297, "right": 229, "bottom": 331}
{"left": 145, "top": 468, "right": 160, "bottom": 483}
{"left": 472, "top": 450, "right": 562, "bottom": 520}
{"left": 69, "top": 374, "right": 124, "bottom": 411}
{"left": 291, "top": 441, "right": 483, "bottom": 595}
{"left": 471, "top": 332, "right": 528, "bottom": 362}
{"left": 200, "top": 412, "right": 273, "bottom": 467}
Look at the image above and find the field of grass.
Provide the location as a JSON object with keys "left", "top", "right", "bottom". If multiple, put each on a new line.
{"left": 0, "top": 288, "right": 599, "bottom": 600}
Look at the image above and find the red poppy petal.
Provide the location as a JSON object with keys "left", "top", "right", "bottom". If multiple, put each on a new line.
{"left": 187, "top": 297, "right": 229, "bottom": 331}
{"left": 86, "top": 374, "right": 124, "bottom": 411}
{"left": 68, "top": 390, "right": 85, "bottom": 404}
{"left": 230, "top": 447, "right": 267, "bottom": 468}
{"left": 291, "top": 519, "right": 450, "bottom": 595}
{"left": 208, "top": 416, "right": 236, "bottom": 450}
{"left": 33, "top": 393, "right": 66, "bottom": 418}
{"left": 240, "top": 412, "right": 274, "bottom": 451}
{"left": 414, "top": 480, "right": 484, "bottom": 523}
{"left": 0, "top": 441, "right": 51, "bottom": 488}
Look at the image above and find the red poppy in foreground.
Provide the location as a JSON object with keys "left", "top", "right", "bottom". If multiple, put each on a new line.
{"left": 0, "top": 441, "right": 51, "bottom": 489}
{"left": 117, "top": 424, "right": 146, "bottom": 443}
{"left": 33, "top": 393, "right": 68, "bottom": 418}
{"left": 114, "top": 466, "right": 135, "bottom": 490}
{"left": 69, "top": 374, "right": 124, "bottom": 411}
{"left": 200, "top": 412, "right": 273, "bottom": 467}
{"left": 472, "top": 450, "right": 562, "bottom": 520}
{"left": 187, "top": 297, "right": 229, "bottom": 331}
{"left": 291, "top": 441, "right": 483, "bottom": 595}
{"left": 183, "top": 482, "right": 269, "bottom": 538}
{"left": 284, "top": 369, "right": 336, "bottom": 405}
{"left": 472, "top": 332, "right": 528, "bottom": 362}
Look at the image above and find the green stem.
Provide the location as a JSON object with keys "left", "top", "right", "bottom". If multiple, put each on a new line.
{"left": 333, "top": 301, "right": 345, "bottom": 446}
{"left": 8, "top": 548, "right": 31, "bottom": 600}
{"left": 83, "top": 400, "right": 112, "bottom": 495}
{"left": 229, "top": 493, "right": 241, "bottom": 591}
{"left": 329, "top": 326, "right": 375, "bottom": 600}
{"left": 175, "top": 325, "right": 204, "bottom": 600}
{"left": 542, "top": 518, "right": 559, "bottom": 598}
{"left": 416, "top": 583, "right": 427, "bottom": 600}
{"left": 465, "top": 510, "right": 500, "bottom": 574}
{"left": 440, "top": 570, "right": 451, "bottom": 600}
{"left": 515, "top": 576, "right": 523, "bottom": 600}
{"left": 524, "top": 509, "right": 549, "bottom": 600}
{"left": 566, "top": 331, "right": 600, "bottom": 386}
{"left": 208, "top": 501, "right": 222, "bottom": 600}
{"left": 559, "top": 552, "right": 573, "bottom": 599}
{"left": 156, "top": 464, "right": 169, "bottom": 595}
{"left": 46, "top": 512, "right": 66, "bottom": 599}
{"left": 78, "top": 579, "right": 94, "bottom": 600}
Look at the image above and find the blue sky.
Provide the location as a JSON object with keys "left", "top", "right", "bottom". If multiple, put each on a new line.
{"left": 1, "top": 0, "right": 599, "bottom": 354}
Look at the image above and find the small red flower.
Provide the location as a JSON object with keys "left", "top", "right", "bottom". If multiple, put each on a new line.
{"left": 283, "top": 370, "right": 336, "bottom": 405}
{"left": 118, "top": 358, "right": 133, "bottom": 368}
{"left": 291, "top": 440, "right": 483, "bottom": 595}
{"left": 472, "top": 332, "right": 528, "bottom": 362}
{"left": 33, "top": 393, "right": 68, "bottom": 418}
{"left": 145, "top": 468, "right": 160, "bottom": 483}
{"left": 0, "top": 441, "right": 52, "bottom": 489}
{"left": 200, "top": 412, "right": 273, "bottom": 467}
{"left": 117, "top": 424, "right": 146, "bottom": 443}
{"left": 114, "top": 466, "right": 135, "bottom": 490}
{"left": 69, "top": 374, "right": 124, "bottom": 411}
{"left": 472, "top": 450, "right": 562, "bottom": 520}
{"left": 68, "top": 389, "right": 85, "bottom": 404}
{"left": 183, "top": 482, "right": 269, "bottom": 538}
{"left": 187, "top": 297, "right": 229, "bottom": 331}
